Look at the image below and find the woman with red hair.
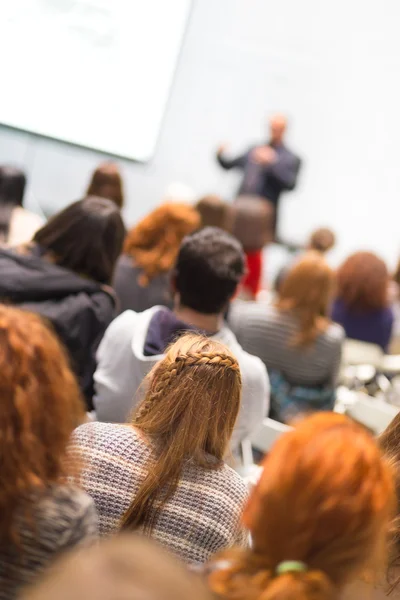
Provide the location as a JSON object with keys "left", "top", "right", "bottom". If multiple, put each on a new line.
{"left": 208, "top": 413, "right": 395, "bottom": 600}
{"left": 332, "top": 251, "right": 393, "bottom": 351}
{"left": 0, "top": 306, "right": 98, "bottom": 598}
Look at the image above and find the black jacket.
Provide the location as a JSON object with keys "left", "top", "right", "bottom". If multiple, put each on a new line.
{"left": 0, "top": 248, "right": 116, "bottom": 410}
{"left": 217, "top": 143, "right": 301, "bottom": 206}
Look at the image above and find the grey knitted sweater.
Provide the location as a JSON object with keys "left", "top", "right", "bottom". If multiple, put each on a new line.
{"left": 69, "top": 422, "right": 249, "bottom": 564}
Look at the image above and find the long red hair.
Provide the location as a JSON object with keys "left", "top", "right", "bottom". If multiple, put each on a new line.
{"left": 209, "top": 413, "right": 395, "bottom": 600}
{"left": 277, "top": 252, "right": 335, "bottom": 346}
{"left": 0, "top": 306, "right": 85, "bottom": 545}
{"left": 123, "top": 202, "right": 200, "bottom": 286}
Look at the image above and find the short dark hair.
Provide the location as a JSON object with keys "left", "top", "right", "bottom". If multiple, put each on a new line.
{"left": 175, "top": 227, "right": 245, "bottom": 314}
{"left": 0, "top": 166, "right": 27, "bottom": 242}
{"left": 34, "top": 196, "right": 126, "bottom": 285}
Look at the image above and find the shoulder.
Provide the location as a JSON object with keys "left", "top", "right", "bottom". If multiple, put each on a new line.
{"left": 72, "top": 421, "right": 138, "bottom": 449}
{"left": 323, "top": 322, "right": 345, "bottom": 345}
{"left": 39, "top": 484, "right": 96, "bottom": 522}
{"left": 201, "top": 463, "right": 249, "bottom": 505}
{"left": 218, "top": 323, "right": 269, "bottom": 387}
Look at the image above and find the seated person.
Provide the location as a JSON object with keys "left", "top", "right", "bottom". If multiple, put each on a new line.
{"left": 332, "top": 251, "right": 393, "bottom": 351}
{"left": 21, "top": 535, "right": 211, "bottom": 600}
{"left": 0, "top": 196, "right": 126, "bottom": 409}
{"left": 86, "top": 161, "right": 125, "bottom": 209}
{"left": 195, "top": 194, "right": 234, "bottom": 232}
{"left": 70, "top": 334, "right": 249, "bottom": 564}
{"left": 0, "top": 306, "right": 97, "bottom": 598}
{"left": 229, "top": 252, "right": 343, "bottom": 423}
{"left": 207, "top": 413, "right": 394, "bottom": 600}
{"left": 113, "top": 202, "right": 199, "bottom": 313}
{"left": 94, "top": 227, "right": 269, "bottom": 451}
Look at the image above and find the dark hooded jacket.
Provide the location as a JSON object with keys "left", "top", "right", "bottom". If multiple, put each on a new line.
{"left": 0, "top": 248, "right": 116, "bottom": 409}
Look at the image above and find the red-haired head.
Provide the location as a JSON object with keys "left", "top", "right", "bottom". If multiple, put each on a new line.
{"left": 336, "top": 251, "right": 389, "bottom": 312}
{"left": 0, "top": 306, "right": 85, "bottom": 545}
{"left": 87, "top": 162, "right": 124, "bottom": 209}
{"left": 209, "top": 413, "right": 395, "bottom": 600}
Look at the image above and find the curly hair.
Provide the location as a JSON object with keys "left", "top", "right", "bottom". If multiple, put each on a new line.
{"left": 120, "top": 333, "right": 241, "bottom": 533}
{"left": 0, "top": 306, "right": 85, "bottom": 546}
{"left": 123, "top": 203, "right": 200, "bottom": 286}
{"left": 336, "top": 251, "right": 389, "bottom": 312}
{"left": 208, "top": 413, "right": 395, "bottom": 600}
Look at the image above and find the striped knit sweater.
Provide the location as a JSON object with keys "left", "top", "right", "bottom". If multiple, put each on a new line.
{"left": 229, "top": 301, "right": 344, "bottom": 386}
{"left": 0, "top": 486, "right": 98, "bottom": 600}
{"left": 69, "top": 422, "right": 249, "bottom": 564}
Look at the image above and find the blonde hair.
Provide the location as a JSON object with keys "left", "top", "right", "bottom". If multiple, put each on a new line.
{"left": 120, "top": 333, "right": 242, "bottom": 532}
{"left": 123, "top": 202, "right": 200, "bottom": 286}
{"left": 21, "top": 534, "right": 211, "bottom": 600}
{"left": 209, "top": 413, "right": 395, "bottom": 600}
{"left": 277, "top": 251, "right": 335, "bottom": 346}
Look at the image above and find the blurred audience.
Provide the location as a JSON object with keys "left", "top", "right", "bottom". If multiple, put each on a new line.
{"left": 208, "top": 413, "right": 395, "bottom": 600}
{"left": 0, "top": 306, "right": 97, "bottom": 598}
{"left": 113, "top": 202, "right": 200, "bottom": 313}
{"left": 232, "top": 196, "right": 274, "bottom": 299}
{"left": 86, "top": 162, "right": 124, "bottom": 209}
{"left": 0, "top": 196, "right": 125, "bottom": 408}
{"left": 0, "top": 165, "right": 44, "bottom": 246}
{"left": 94, "top": 227, "right": 269, "bottom": 449}
{"left": 332, "top": 251, "right": 393, "bottom": 351}
{"left": 70, "top": 334, "right": 248, "bottom": 563}
{"left": 196, "top": 194, "right": 233, "bottom": 231}
{"left": 229, "top": 252, "right": 343, "bottom": 423}
{"left": 21, "top": 535, "right": 211, "bottom": 600}
{"left": 308, "top": 227, "right": 336, "bottom": 254}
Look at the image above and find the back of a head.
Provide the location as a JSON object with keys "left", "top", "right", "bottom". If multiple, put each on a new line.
{"left": 209, "top": 413, "right": 395, "bottom": 600}
{"left": 336, "top": 251, "right": 389, "bottom": 312}
{"left": 196, "top": 195, "right": 234, "bottom": 232}
{"left": 0, "top": 305, "right": 84, "bottom": 546}
{"left": 34, "top": 196, "right": 126, "bottom": 284}
{"left": 123, "top": 202, "right": 200, "bottom": 285}
{"left": 0, "top": 165, "right": 27, "bottom": 243}
{"left": 86, "top": 162, "right": 124, "bottom": 209}
{"left": 277, "top": 251, "right": 335, "bottom": 345}
{"left": 175, "top": 227, "right": 245, "bottom": 314}
{"left": 21, "top": 535, "right": 211, "bottom": 600}
{"left": 309, "top": 228, "right": 336, "bottom": 254}
{"left": 232, "top": 196, "right": 275, "bottom": 252}
{"left": 121, "top": 333, "right": 242, "bottom": 531}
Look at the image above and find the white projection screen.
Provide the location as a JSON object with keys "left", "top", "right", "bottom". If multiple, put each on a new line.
{"left": 0, "top": 0, "right": 191, "bottom": 161}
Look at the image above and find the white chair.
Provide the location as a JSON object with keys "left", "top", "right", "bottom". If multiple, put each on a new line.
{"left": 342, "top": 339, "right": 383, "bottom": 368}
{"left": 344, "top": 393, "right": 399, "bottom": 435}
{"left": 250, "top": 418, "right": 291, "bottom": 453}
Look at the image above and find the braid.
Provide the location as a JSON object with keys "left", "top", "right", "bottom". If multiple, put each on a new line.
{"left": 134, "top": 350, "right": 239, "bottom": 422}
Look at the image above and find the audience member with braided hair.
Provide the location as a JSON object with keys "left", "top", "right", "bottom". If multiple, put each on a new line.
{"left": 0, "top": 306, "right": 98, "bottom": 599}
{"left": 94, "top": 227, "right": 269, "bottom": 450}
{"left": 207, "top": 413, "right": 395, "bottom": 600}
{"left": 113, "top": 202, "right": 200, "bottom": 313}
{"left": 69, "top": 334, "right": 249, "bottom": 564}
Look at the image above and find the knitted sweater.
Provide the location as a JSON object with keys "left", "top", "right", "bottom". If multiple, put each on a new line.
{"left": 69, "top": 422, "right": 249, "bottom": 564}
{"left": 0, "top": 485, "right": 98, "bottom": 600}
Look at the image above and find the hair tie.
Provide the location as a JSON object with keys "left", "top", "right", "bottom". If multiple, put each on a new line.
{"left": 276, "top": 561, "right": 308, "bottom": 576}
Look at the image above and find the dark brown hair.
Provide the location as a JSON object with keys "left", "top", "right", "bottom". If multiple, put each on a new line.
{"left": 209, "top": 413, "right": 395, "bottom": 600}
{"left": 123, "top": 202, "right": 200, "bottom": 286}
{"left": 336, "top": 251, "right": 389, "bottom": 312}
{"left": 87, "top": 162, "right": 124, "bottom": 209}
{"left": 120, "top": 333, "right": 242, "bottom": 532}
{"left": 276, "top": 251, "right": 335, "bottom": 346}
{"left": 34, "top": 196, "right": 126, "bottom": 284}
{"left": 0, "top": 305, "right": 85, "bottom": 546}
{"left": 0, "top": 165, "right": 27, "bottom": 243}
